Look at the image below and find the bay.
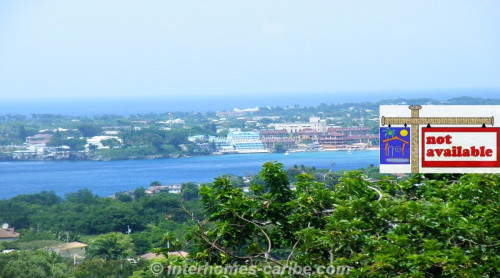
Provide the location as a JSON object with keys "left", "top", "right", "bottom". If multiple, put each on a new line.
{"left": 0, "top": 150, "right": 379, "bottom": 199}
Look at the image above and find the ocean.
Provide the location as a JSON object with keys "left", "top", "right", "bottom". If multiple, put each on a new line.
{"left": 1, "top": 90, "right": 498, "bottom": 115}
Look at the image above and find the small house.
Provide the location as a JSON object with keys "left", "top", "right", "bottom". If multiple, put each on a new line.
{"left": 48, "top": 242, "right": 88, "bottom": 259}
{"left": 0, "top": 227, "right": 20, "bottom": 242}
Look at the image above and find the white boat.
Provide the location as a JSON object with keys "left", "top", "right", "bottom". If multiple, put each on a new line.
{"left": 284, "top": 151, "right": 290, "bottom": 156}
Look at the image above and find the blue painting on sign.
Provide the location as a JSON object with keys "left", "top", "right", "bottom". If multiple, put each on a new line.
{"left": 380, "top": 127, "right": 411, "bottom": 164}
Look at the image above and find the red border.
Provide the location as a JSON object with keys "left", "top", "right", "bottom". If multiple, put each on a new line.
{"left": 421, "top": 128, "right": 500, "bottom": 168}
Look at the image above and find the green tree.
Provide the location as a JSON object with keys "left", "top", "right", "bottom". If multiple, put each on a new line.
{"left": 73, "top": 258, "right": 144, "bottom": 278}
{"left": 134, "top": 186, "right": 146, "bottom": 200}
{"left": 46, "top": 131, "right": 65, "bottom": 147}
{"left": 181, "top": 183, "right": 199, "bottom": 201}
{"left": 150, "top": 181, "right": 161, "bottom": 187}
{"left": 116, "top": 192, "right": 133, "bottom": 202}
{"left": 0, "top": 250, "right": 70, "bottom": 278}
{"left": 182, "top": 163, "right": 500, "bottom": 277}
{"left": 78, "top": 123, "right": 101, "bottom": 138}
{"left": 187, "top": 162, "right": 296, "bottom": 264}
{"left": 65, "top": 138, "right": 87, "bottom": 151}
{"left": 274, "top": 142, "right": 286, "bottom": 153}
{"left": 65, "top": 189, "right": 98, "bottom": 204}
{"left": 17, "top": 125, "right": 27, "bottom": 141}
{"left": 101, "top": 138, "right": 121, "bottom": 148}
{"left": 87, "top": 232, "right": 135, "bottom": 260}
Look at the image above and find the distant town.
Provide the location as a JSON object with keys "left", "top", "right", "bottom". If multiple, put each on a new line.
{"left": 0, "top": 97, "right": 495, "bottom": 161}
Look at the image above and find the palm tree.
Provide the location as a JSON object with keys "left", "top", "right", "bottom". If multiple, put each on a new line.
{"left": 383, "top": 127, "right": 395, "bottom": 138}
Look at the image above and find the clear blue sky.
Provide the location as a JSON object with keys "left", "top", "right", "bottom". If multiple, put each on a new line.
{"left": 1, "top": 0, "right": 499, "bottom": 100}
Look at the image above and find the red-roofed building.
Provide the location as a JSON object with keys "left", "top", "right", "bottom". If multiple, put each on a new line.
{"left": 259, "top": 130, "right": 297, "bottom": 149}
{"left": 323, "top": 127, "right": 377, "bottom": 147}
{"left": 26, "top": 134, "right": 52, "bottom": 146}
{"left": 297, "top": 128, "right": 322, "bottom": 141}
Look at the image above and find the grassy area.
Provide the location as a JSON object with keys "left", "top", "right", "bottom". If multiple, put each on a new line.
{"left": 77, "top": 234, "right": 99, "bottom": 244}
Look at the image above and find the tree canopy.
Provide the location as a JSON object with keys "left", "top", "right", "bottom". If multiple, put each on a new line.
{"left": 176, "top": 162, "right": 499, "bottom": 277}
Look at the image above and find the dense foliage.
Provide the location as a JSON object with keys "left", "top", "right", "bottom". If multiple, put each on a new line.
{"left": 0, "top": 250, "right": 70, "bottom": 278}
{"left": 0, "top": 189, "right": 199, "bottom": 234}
{"left": 1, "top": 162, "right": 499, "bottom": 277}
{"left": 0, "top": 187, "right": 202, "bottom": 259}
{"left": 169, "top": 163, "right": 499, "bottom": 277}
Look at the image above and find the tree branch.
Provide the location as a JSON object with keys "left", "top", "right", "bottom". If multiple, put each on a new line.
{"left": 286, "top": 233, "right": 303, "bottom": 265}
{"left": 367, "top": 185, "right": 383, "bottom": 201}
{"left": 179, "top": 196, "right": 307, "bottom": 278}
{"left": 235, "top": 213, "right": 272, "bottom": 259}
{"left": 179, "top": 198, "right": 262, "bottom": 260}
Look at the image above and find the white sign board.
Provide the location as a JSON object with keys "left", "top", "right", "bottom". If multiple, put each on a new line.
{"left": 380, "top": 105, "right": 500, "bottom": 173}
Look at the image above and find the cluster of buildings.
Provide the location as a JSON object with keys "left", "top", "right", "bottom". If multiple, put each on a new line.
{"left": 7, "top": 130, "right": 123, "bottom": 160}
{"left": 12, "top": 133, "right": 70, "bottom": 160}
{"left": 189, "top": 117, "right": 377, "bottom": 154}
{"left": 1, "top": 110, "right": 378, "bottom": 160}
{"left": 318, "top": 127, "right": 378, "bottom": 149}
{"left": 271, "top": 117, "right": 377, "bottom": 149}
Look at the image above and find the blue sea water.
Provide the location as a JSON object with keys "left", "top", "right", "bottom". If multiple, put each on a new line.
{"left": 0, "top": 151, "right": 379, "bottom": 199}
{"left": 1, "top": 90, "right": 498, "bottom": 115}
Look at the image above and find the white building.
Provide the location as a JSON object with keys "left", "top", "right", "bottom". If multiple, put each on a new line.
{"left": 104, "top": 131, "right": 119, "bottom": 135}
{"left": 274, "top": 117, "right": 327, "bottom": 133}
{"left": 146, "top": 184, "right": 183, "bottom": 194}
{"left": 233, "top": 107, "right": 259, "bottom": 112}
{"left": 86, "top": 136, "right": 123, "bottom": 149}
{"left": 227, "top": 131, "right": 267, "bottom": 153}
{"left": 188, "top": 135, "right": 207, "bottom": 142}
{"left": 209, "top": 136, "right": 235, "bottom": 153}
{"left": 158, "top": 119, "right": 185, "bottom": 125}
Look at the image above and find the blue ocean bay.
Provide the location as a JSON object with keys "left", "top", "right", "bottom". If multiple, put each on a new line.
{"left": 0, "top": 151, "right": 379, "bottom": 199}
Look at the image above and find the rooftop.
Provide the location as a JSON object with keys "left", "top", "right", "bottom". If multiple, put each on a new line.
{"left": 53, "top": 242, "right": 88, "bottom": 250}
{"left": 140, "top": 252, "right": 164, "bottom": 260}
{"left": 139, "top": 251, "right": 189, "bottom": 259}
{"left": 0, "top": 228, "right": 20, "bottom": 239}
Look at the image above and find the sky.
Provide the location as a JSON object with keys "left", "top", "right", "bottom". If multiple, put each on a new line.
{"left": 1, "top": 0, "right": 500, "bottom": 104}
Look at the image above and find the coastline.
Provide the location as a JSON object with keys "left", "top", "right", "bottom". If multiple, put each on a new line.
{"left": 1, "top": 146, "right": 381, "bottom": 163}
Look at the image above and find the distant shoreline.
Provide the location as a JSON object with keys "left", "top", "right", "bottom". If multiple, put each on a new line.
{"left": 1, "top": 93, "right": 499, "bottom": 116}
{"left": 0, "top": 147, "right": 381, "bottom": 163}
